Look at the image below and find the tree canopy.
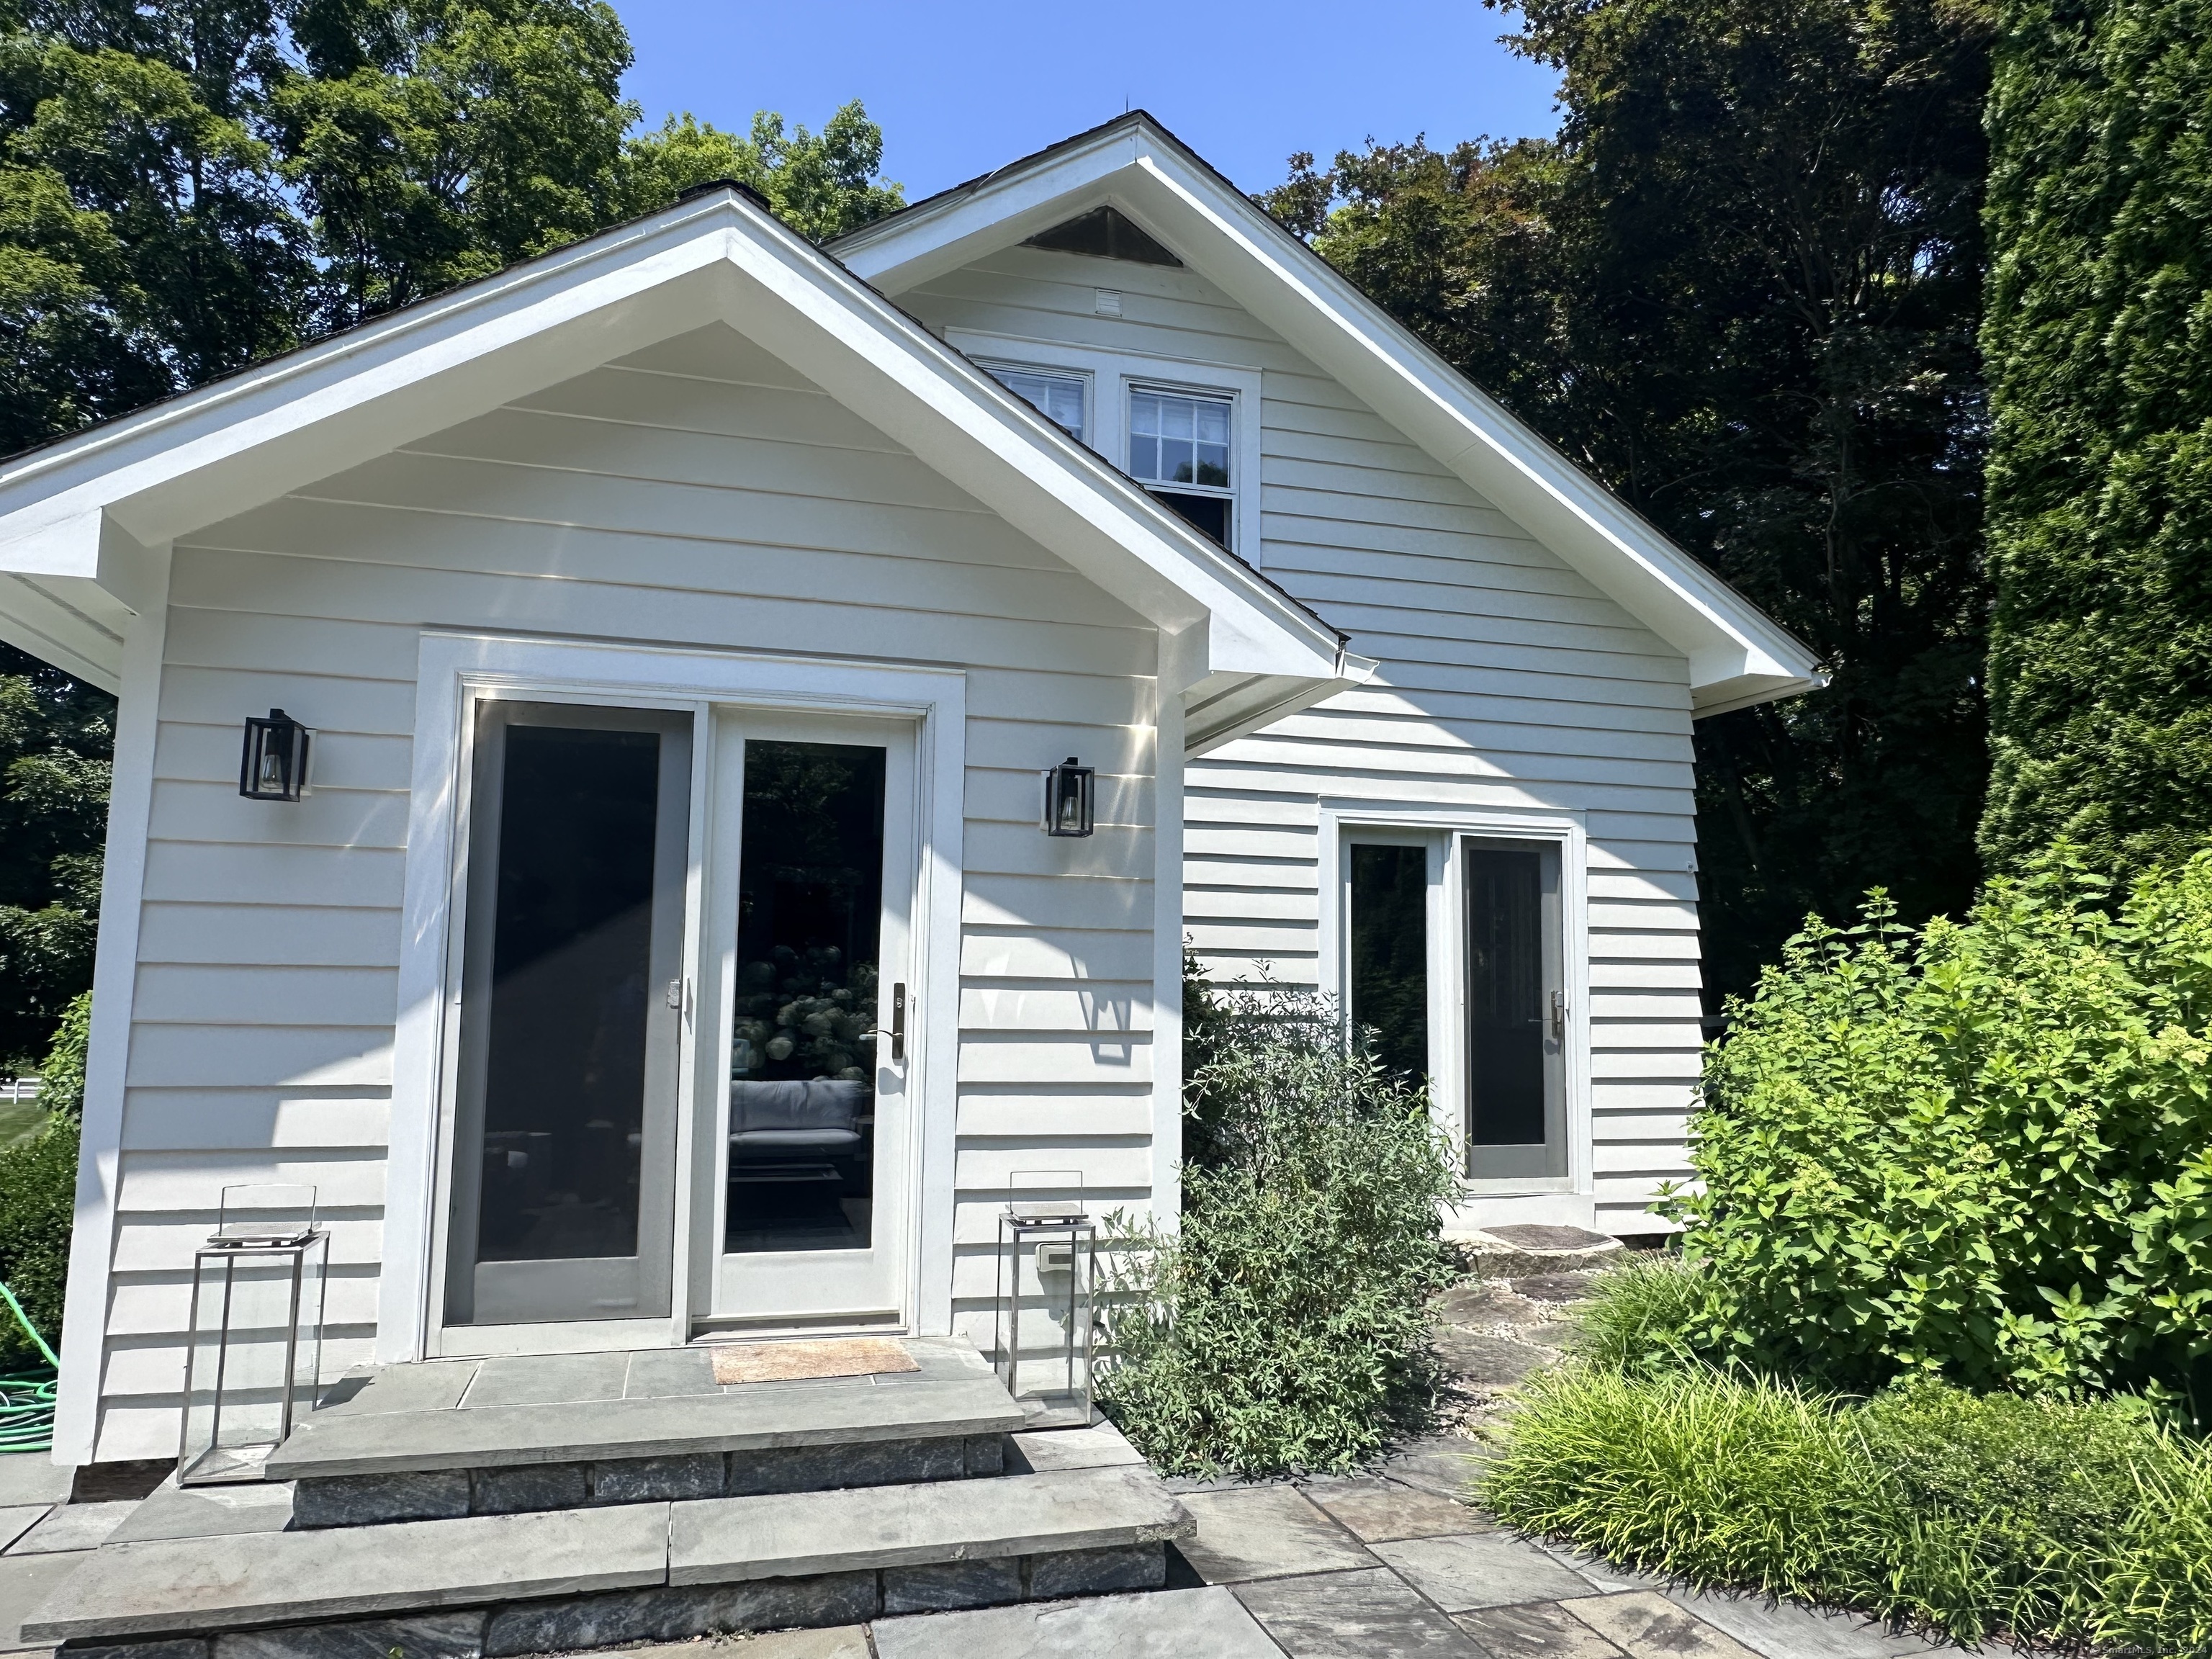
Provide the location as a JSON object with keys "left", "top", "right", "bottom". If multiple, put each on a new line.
{"left": 1979, "top": 0, "right": 2212, "bottom": 879}
{"left": 0, "top": 0, "right": 901, "bottom": 1058}
{"left": 1264, "top": 0, "right": 1994, "bottom": 1001}
{"left": 0, "top": 0, "right": 903, "bottom": 458}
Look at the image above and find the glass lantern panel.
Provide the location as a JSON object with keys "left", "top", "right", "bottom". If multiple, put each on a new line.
{"left": 998, "top": 1221, "right": 1095, "bottom": 1418}
{"left": 179, "top": 1237, "right": 324, "bottom": 1484}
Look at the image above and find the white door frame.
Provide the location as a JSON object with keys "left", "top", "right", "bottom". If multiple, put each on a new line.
{"left": 381, "top": 630, "right": 966, "bottom": 1363}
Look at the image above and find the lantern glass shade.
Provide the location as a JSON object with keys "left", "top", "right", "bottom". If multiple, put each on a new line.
{"left": 991, "top": 1170, "right": 1096, "bottom": 1428}
{"left": 1041, "top": 756, "right": 1095, "bottom": 837}
{"left": 239, "top": 709, "right": 312, "bottom": 802}
{"left": 178, "top": 1184, "right": 328, "bottom": 1485}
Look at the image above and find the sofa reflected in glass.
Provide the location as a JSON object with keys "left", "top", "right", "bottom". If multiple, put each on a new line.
{"left": 725, "top": 1070, "right": 873, "bottom": 1253}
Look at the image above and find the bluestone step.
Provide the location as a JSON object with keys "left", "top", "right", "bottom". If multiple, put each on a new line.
{"left": 22, "top": 1503, "right": 670, "bottom": 1641}
{"left": 671, "top": 1464, "right": 1192, "bottom": 1583}
{"left": 22, "top": 1464, "right": 1194, "bottom": 1650}
{"left": 265, "top": 1374, "right": 1022, "bottom": 1478}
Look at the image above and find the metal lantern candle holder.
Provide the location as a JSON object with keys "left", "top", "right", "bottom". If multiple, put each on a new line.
{"left": 177, "top": 1184, "right": 328, "bottom": 1485}
{"left": 992, "top": 1169, "right": 1097, "bottom": 1427}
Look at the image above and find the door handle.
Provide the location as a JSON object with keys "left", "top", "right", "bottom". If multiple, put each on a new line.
{"left": 891, "top": 982, "right": 906, "bottom": 1064}
{"left": 1550, "top": 990, "right": 1568, "bottom": 1039}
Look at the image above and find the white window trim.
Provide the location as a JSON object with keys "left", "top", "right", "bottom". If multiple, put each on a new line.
{"left": 948, "top": 328, "right": 1266, "bottom": 571}
{"left": 1318, "top": 801, "right": 1593, "bottom": 1200}
{"left": 972, "top": 359, "right": 1089, "bottom": 445}
{"left": 381, "top": 629, "right": 968, "bottom": 1363}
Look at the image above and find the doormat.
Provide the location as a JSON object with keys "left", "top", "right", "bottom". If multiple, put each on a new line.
{"left": 709, "top": 1337, "right": 920, "bottom": 1385}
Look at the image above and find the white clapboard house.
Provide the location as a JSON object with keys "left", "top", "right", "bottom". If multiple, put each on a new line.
{"left": 0, "top": 114, "right": 1818, "bottom": 1466}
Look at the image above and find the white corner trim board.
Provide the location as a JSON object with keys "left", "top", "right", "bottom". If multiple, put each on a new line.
{"left": 379, "top": 630, "right": 969, "bottom": 1362}
{"left": 51, "top": 544, "right": 170, "bottom": 1465}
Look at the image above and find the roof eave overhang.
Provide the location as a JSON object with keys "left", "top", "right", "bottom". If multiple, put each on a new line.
{"left": 0, "top": 188, "right": 1348, "bottom": 701}
{"left": 833, "top": 119, "right": 1825, "bottom": 714}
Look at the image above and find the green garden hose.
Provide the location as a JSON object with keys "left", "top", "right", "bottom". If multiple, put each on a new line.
{"left": 0, "top": 1280, "right": 58, "bottom": 1455}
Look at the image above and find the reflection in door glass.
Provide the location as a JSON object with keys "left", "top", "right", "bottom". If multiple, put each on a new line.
{"left": 1348, "top": 844, "right": 1429, "bottom": 1082}
{"left": 727, "top": 741, "right": 886, "bottom": 1254}
{"left": 477, "top": 726, "right": 661, "bottom": 1267}
{"left": 1465, "top": 846, "right": 1546, "bottom": 1146}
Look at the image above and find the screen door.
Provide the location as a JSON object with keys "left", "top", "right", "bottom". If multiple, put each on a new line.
{"left": 706, "top": 711, "right": 915, "bottom": 1326}
{"left": 1463, "top": 839, "right": 1567, "bottom": 1180}
{"left": 444, "top": 701, "right": 692, "bottom": 1327}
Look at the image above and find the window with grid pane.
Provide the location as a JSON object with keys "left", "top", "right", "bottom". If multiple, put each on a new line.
{"left": 985, "top": 366, "right": 1085, "bottom": 442}
{"left": 1128, "top": 389, "right": 1232, "bottom": 546}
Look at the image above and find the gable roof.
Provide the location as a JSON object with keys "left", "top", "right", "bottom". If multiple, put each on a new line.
{"left": 0, "top": 179, "right": 1367, "bottom": 753}
{"left": 832, "top": 113, "right": 1825, "bottom": 718}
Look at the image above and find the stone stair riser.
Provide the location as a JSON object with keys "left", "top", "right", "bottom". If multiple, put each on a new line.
{"left": 293, "top": 1434, "right": 1007, "bottom": 1527}
{"left": 56, "top": 1544, "right": 1167, "bottom": 1659}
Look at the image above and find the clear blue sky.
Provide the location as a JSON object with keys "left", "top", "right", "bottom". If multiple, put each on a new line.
{"left": 615, "top": 1, "right": 1563, "bottom": 202}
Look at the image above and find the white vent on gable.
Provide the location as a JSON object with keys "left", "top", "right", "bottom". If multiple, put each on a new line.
{"left": 1093, "top": 289, "right": 1123, "bottom": 317}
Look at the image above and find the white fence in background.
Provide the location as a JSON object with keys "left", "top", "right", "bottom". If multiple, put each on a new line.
{"left": 0, "top": 1076, "right": 40, "bottom": 1105}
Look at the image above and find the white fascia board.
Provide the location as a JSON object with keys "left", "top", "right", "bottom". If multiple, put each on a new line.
{"left": 836, "top": 125, "right": 1825, "bottom": 711}
{"left": 0, "top": 186, "right": 1342, "bottom": 691}
{"left": 0, "top": 203, "right": 737, "bottom": 559}
{"left": 835, "top": 125, "right": 1149, "bottom": 297}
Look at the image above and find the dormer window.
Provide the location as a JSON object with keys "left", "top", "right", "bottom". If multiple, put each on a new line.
{"left": 1130, "top": 388, "right": 1233, "bottom": 546}
{"left": 985, "top": 364, "right": 1087, "bottom": 443}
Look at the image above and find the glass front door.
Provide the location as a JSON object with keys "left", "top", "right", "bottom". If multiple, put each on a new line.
{"left": 444, "top": 701, "right": 692, "bottom": 1327}
{"left": 706, "top": 711, "right": 915, "bottom": 1326}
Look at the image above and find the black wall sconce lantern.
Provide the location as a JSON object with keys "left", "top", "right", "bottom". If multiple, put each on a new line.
{"left": 1041, "top": 756, "right": 1095, "bottom": 837}
{"left": 239, "top": 709, "right": 312, "bottom": 803}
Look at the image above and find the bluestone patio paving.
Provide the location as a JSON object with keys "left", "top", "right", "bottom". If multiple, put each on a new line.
{"left": 1374, "top": 1531, "right": 1599, "bottom": 1612}
{"left": 1231, "top": 1565, "right": 1486, "bottom": 1655}
{"left": 1457, "top": 1597, "right": 1633, "bottom": 1658}
{"left": 0, "top": 1555, "right": 78, "bottom": 1654}
{"left": 1171, "top": 1486, "right": 1380, "bottom": 1582}
{"left": 873, "top": 1586, "right": 1282, "bottom": 1656}
{"left": 1307, "top": 1477, "right": 1496, "bottom": 1542}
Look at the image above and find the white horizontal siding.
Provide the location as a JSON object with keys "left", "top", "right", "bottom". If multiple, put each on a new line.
{"left": 91, "top": 322, "right": 1169, "bottom": 1457}
{"left": 909, "top": 243, "right": 1704, "bottom": 1242}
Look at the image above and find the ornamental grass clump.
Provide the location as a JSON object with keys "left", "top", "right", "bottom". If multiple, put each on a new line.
{"left": 1482, "top": 1356, "right": 2198, "bottom": 1650}
{"left": 1667, "top": 844, "right": 2212, "bottom": 1409}
{"left": 1097, "top": 984, "right": 1458, "bottom": 1478}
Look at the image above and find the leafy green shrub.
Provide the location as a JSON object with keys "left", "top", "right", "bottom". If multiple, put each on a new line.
{"left": 1666, "top": 846, "right": 2212, "bottom": 1407}
{"left": 1483, "top": 1361, "right": 2193, "bottom": 1648}
{"left": 0, "top": 991, "right": 89, "bottom": 1369}
{"left": 1099, "top": 986, "right": 1458, "bottom": 1477}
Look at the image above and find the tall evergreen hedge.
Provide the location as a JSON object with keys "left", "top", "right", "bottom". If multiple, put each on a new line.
{"left": 1980, "top": 0, "right": 2212, "bottom": 875}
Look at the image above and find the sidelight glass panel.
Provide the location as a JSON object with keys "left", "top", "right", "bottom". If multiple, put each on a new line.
{"left": 448, "top": 703, "right": 689, "bottom": 1326}
{"left": 1465, "top": 841, "right": 1565, "bottom": 1179}
{"left": 726, "top": 740, "right": 887, "bottom": 1254}
{"left": 1348, "top": 843, "right": 1429, "bottom": 1082}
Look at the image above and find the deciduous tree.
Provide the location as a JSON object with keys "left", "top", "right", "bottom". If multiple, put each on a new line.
{"left": 0, "top": 0, "right": 902, "bottom": 1050}
{"left": 1265, "top": 0, "right": 1994, "bottom": 1000}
